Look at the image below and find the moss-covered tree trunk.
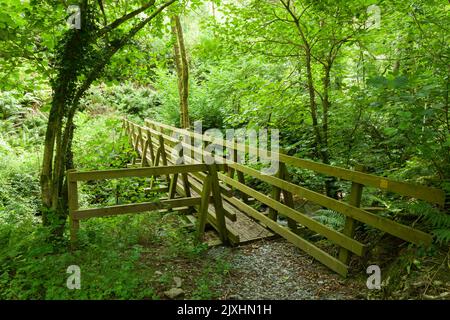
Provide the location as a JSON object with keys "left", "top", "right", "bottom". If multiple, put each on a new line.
{"left": 40, "top": 11, "right": 87, "bottom": 235}
{"left": 39, "top": 0, "right": 176, "bottom": 236}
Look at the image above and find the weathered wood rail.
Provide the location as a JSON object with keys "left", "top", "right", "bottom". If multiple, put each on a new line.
{"left": 120, "top": 118, "right": 446, "bottom": 277}
{"left": 68, "top": 163, "right": 230, "bottom": 246}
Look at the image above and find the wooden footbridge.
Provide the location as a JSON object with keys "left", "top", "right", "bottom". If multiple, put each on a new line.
{"left": 67, "top": 118, "right": 447, "bottom": 277}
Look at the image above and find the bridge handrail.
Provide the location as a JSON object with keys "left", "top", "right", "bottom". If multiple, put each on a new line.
{"left": 142, "top": 118, "right": 446, "bottom": 207}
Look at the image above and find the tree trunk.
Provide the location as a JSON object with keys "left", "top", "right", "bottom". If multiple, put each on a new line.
{"left": 321, "top": 63, "right": 337, "bottom": 198}
{"left": 304, "top": 48, "right": 323, "bottom": 153}
{"left": 39, "top": 0, "right": 177, "bottom": 238}
{"left": 172, "top": 15, "right": 190, "bottom": 129}
{"left": 40, "top": 81, "right": 77, "bottom": 236}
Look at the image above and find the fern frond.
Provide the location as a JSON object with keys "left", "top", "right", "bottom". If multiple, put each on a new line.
{"left": 405, "top": 201, "right": 450, "bottom": 245}
{"left": 313, "top": 209, "right": 345, "bottom": 231}
{"left": 431, "top": 229, "right": 450, "bottom": 245}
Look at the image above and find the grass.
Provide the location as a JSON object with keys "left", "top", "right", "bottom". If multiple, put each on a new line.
{"left": 0, "top": 208, "right": 232, "bottom": 300}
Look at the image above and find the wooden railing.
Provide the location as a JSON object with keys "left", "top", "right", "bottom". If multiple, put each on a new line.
{"left": 67, "top": 163, "right": 229, "bottom": 246}
{"left": 121, "top": 118, "right": 445, "bottom": 277}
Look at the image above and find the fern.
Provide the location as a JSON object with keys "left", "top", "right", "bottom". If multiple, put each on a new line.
{"left": 313, "top": 209, "right": 345, "bottom": 231}
{"left": 405, "top": 201, "right": 450, "bottom": 245}
{"left": 431, "top": 229, "right": 450, "bottom": 245}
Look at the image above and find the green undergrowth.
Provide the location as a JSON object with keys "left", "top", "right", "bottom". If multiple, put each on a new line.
{"left": 0, "top": 209, "right": 231, "bottom": 299}
{"left": 365, "top": 245, "right": 450, "bottom": 300}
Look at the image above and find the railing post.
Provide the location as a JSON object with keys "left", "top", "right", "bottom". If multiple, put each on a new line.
{"left": 138, "top": 126, "right": 144, "bottom": 152}
{"left": 230, "top": 138, "right": 249, "bottom": 203}
{"left": 168, "top": 173, "right": 179, "bottom": 199}
{"left": 149, "top": 134, "right": 162, "bottom": 190}
{"left": 209, "top": 164, "right": 229, "bottom": 244}
{"left": 146, "top": 130, "right": 155, "bottom": 165}
{"left": 279, "top": 163, "right": 299, "bottom": 233}
{"left": 178, "top": 137, "right": 192, "bottom": 198}
{"left": 226, "top": 143, "right": 236, "bottom": 188}
{"left": 268, "top": 166, "right": 281, "bottom": 221}
{"left": 269, "top": 147, "right": 285, "bottom": 221}
{"left": 141, "top": 137, "right": 150, "bottom": 167}
{"left": 67, "top": 169, "right": 79, "bottom": 249}
{"left": 197, "top": 175, "right": 212, "bottom": 241}
{"left": 182, "top": 130, "right": 192, "bottom": 160}
{"left": 133, "top": 127, "right": 143, "bottom": 165}
{"left": 338, "top": 165, "right": 365, "bottom": 265}
{"left": 268, "top": 161, "right": 298, "bottom": 233}
{"left": 158, "top": 134, "right": 168, "bottom": 166}
{"left": 158, "top": 134, "right": 170, "bottom": 184}
{"left": 154, "top": 146, "right": 161, "bottom": 167}
{"left": 168, "top": 139, "right": 186, "bottom": 199}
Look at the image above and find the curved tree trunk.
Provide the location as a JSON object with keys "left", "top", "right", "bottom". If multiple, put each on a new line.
{"left": 39, "top": 0, "right": 177, "bottom": 236}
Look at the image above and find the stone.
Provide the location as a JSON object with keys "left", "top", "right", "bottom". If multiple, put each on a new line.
{"left": 173, "top": 276, "right": 183, "bottom": 288}
{"left": 164, "top": 288, "right": 185, "bottom": 299}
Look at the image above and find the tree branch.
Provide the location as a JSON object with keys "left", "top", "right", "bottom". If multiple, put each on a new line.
{"left": 97, "top": 0, "right": 108, "bottom": 26}
{"left": 72, "top": 0, "right": 177, "bottom": 112}
{"left": 96, "top": 0, "right": 156, "bottom": 38}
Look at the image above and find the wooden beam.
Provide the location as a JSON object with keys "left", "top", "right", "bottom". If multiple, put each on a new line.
{"left": 168, "top": 173, "right": 179, "bottom": 199}
{"left": 209, "top": 165, "right": 229, "bottom": 244}
{"left": 220, "top": 174, "right": 366, "bottom": 256}
{"left": 72, "top": 197, "right": 202, "bottom": 220}
{"left": 197, "top": 175, "right": 212, "bottom": 241}
{"left": 339, "top": 165, "right": 365, "bottom": 265}
{"left": 68, "top": 164, "right": 226, "bottom": 181}
{"left": 161, "top": 140, "right": 233, "bottom": 198}
{"left": 279, "top": 163, "right": 300, "bottom": 233}
{"left": 141, "top": 138, "right": 150, "bottom": 167}
{"left": 68, "top": 170, "right": 79, "bottom": 248}
{"left": 226, "top": 163, "right": 433, "bottom": 246}
{"left": 163, "top": 152, "right": 237, "bottom": 222}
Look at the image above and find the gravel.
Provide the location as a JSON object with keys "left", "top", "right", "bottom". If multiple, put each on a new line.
{"left": 210, "top": 239, "right": 366, "bottom": 300}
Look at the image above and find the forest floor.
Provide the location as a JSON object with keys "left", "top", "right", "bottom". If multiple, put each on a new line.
{"left": 139, "top": 223, "right": 449, "bottom": 301}
{"left": 139, "top": 220, "right": 368, "bottom": 301}
{"left": 211, "top": 240, "right": 367, "bottom": 300}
